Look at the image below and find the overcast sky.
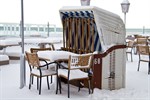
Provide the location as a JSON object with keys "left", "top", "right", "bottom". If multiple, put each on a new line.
{"left": 0, "top": 0, "right": 150, "bottom": 28}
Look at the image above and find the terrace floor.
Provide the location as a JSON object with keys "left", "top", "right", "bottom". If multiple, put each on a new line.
{"left": 0, "top": 51, "right": 150, "bottom": 100}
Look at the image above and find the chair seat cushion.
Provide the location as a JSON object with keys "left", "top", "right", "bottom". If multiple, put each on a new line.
{"left": 140, "top": 55, "right": 149, "bottom": 61}
{"left": 31, "top": 68, "right": 56, "bottom": 77}
{"left": 58, "top": 69, "right": 88, "bottom": 80}
{"left": 40, "top": 61, "right": 57, "bottom": 71}
{"left": 126, "top": 48, "right": 132, "bottom": 52}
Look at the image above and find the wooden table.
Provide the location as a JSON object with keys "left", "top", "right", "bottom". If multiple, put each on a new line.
{"left": 37, "top": 50, "right": 78, "bottom": 62}
{"left": 37, "top": 50, "right": 80, "bottom": 87}
{"left": 0, "top": 44, "right": 19, "bottom": 54}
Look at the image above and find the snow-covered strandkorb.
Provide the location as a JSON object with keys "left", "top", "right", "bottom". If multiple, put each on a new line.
{"left": 59, "top": 6, "right": 126, "bottom": 90}
{"left": 59, "top": 6, "right": 125, "bottom": 52}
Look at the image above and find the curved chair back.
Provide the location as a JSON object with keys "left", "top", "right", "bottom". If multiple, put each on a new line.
{"left": 68, "top": 53, "right": 93, "bottom": 70}
{"left": 25, "top": 51, "right": 40, "bottom": 68}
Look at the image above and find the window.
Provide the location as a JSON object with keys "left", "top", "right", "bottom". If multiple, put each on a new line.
{"left": 24, "top": 27, "right": 26, "bottom": 31}
{"left": 30, "top": 27, "right": 38, "bottom": 31}
{"left": 39, "top": 27, "right": 44, "bottom": 32}
{"left": 8, "top": 27, "right": 10, "bottom": 31}
{"left": 0, "top": 26, "right": 4, "bottom": 31}
{"left": 50, "top": 28, "right": 54, "bottom": 32}
{"left": 12, "top": 27, "right": 14, "bottom": 31}
{"left": 56, "top": 28, "right": 63, "bottom": 32}
{"left": 16, "top": 27, "right": 19, "bottom": 31}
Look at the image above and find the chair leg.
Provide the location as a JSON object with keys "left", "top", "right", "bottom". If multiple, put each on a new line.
{"left": 148, "top": 61, "right": 150, "bottom": 74}
{"left": 47, "top": 76, "right": 50, "bottom": 90}
{"left": 68, "top": 81, "right": 70, "bottom": 98}
{"left": 29, "top": 75, "right": 32, "bottom": 89}
{"left": 137, "top": 61, "right": 140, "bottom": 71}
{"left": 51, "top": 76, "right": 53, "bottom": 84}
{"left": 88, "top": 80, "right": 91, "bottom": 94}
{"left": 56, "top": 76, "right": 61, "bottom": 94}
{"left": 37, "top": 77, "right": 39, "bottom": 90}
{"left": 56, "top": 76, "right": 59, "bottom": 94}
{"left": 39, "top": 77, "right": 42, "bottom": 95}
{"left": 78, "top": 81, "right": 81, "bottom": 92}
{"left": 32, "top": 76, "right": 34, "bottom": 84}
{"left": 59, "top": 77, "right": 62, "bottom": 94}
{"left": 131, "top": 53, "right": 133, "bottom": 62}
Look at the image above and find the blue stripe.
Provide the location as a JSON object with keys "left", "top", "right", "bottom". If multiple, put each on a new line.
{"left": 61, "top": 10, "right": 102, "bottom": 52}
{"left": 60, "top": 11, "right": 94, "bottom": 18}
{"left": 94, "top": 32, "right": 99, "bottom": 51}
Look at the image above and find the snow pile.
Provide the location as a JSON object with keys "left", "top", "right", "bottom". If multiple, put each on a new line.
{"left": 91, "top": 88, "right": 149, "bottom": 100}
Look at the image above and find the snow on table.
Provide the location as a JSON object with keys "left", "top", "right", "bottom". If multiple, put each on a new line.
{"left": 0, "top": 54, "right": 9, "bottom": 65}
{"left": 37, "top": 50, "right": 78, "bottom": 62}
{"left": 0, "top": 55, "right": 9, "bottom": 61}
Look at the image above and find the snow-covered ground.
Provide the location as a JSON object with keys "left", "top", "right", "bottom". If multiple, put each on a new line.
{"left": 0, "top": 39, "right": 150, "bottom": 100}
{"left": 0, "top": 53, "right": 149, "bottom": 100}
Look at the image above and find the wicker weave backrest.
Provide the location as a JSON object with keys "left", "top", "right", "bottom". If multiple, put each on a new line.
{"left": 136, "top": 38, "right": 148, "bottom": 45}
{"left": 137, "top": 46, "right": 149, "bottom": 55}
{"left": 30, "top": 48, "right": 52, "bottom": 53}
{"left": 38, "top": 43, "right": 55, "bottom": 50}
{"left": 25, "top": 51, "right": 40, "bottom": 68}
{"left": 127, "top": 41, "right": 134, "bottom": 48}
{"left": 68, "top": 53, "right": 93, "bottom": 70}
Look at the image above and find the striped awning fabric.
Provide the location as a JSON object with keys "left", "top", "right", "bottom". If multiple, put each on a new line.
{"left": 59, "top": 6, "right": 125, "bottom": 52}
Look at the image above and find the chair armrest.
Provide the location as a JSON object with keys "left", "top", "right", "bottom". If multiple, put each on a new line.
{"left": 39, "top": 61, "right": 57, "bottom": 68}
{"left": 55, "top": 59, "right": 68, "bottom": 63}
{"left": 38, "top": 57, "right": 50, "bottom": 61}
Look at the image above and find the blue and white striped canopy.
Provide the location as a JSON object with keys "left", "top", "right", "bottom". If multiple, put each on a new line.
{"left": 59, "top": 6, "right": 125, "bottom": 52}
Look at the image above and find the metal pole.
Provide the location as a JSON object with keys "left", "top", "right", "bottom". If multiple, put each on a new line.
{"left": 143, "top": 26, "right": 145, "bottom": 34}
{"left": 123, "top": 12, "right": 126, "bottom": 89}
{"left": 19, "top": 21, "right": 22, "bottom": 38}
{"left": 20, "top": 0, "right": 26, "bottom": 89}
{"left": 47, "top": 22, "right": 49, "bottom": 37}
{"left": 124, "top": 13, "right": 126, "bottom": 26}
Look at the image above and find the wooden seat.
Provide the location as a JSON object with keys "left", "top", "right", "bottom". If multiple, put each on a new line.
{"left": 25, "top": 51, "right": 57, "bottom": 94}
{"left": 56, "top": 53, "right": 93, "bottom": 98}
{"left": 136, "top": 45, "right": 150, "bottom": 74}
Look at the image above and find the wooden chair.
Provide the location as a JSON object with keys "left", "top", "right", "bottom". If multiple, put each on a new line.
{"left": 136, "top": 38, "right": 148, "bottom": 46}
{"left": 38, "top": 43, "right": 55, "bottom": 50}
{"left": 126, "top": 40, "right": 135, "bottom": 62}
{"left": 30, "top": 47, "right": 53, "bottom": 53}
{"left": 25, "top": 51, "right": 57, "bottom": 94}
{"left": 134, "top": 37, "right": 148, "bottom": 54}
{"left": 136, "top": 45, "right": 150, "bottom": 74}
{"left": 56, "top": 53, "right": 93, "bottom": 98}
{"left": 30, "top": 46, "right": 54, "bottom": 83}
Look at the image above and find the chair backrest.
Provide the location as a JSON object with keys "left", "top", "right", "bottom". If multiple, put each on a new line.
{"left": 25, "top": 51, "right": 40, "bottom": 68}
{"left": 30, "top": 48, "right": 52, "bottom": 53}
{"left": 136, "top": 38, "right": 148, "bottom": 45}
{"left": 127, "top": 40, "right": 134, "bottom": 48}
{"left": 38, "top": 43, "right": 55, "bottom": 50}
{"left": 137, "top": 45, "right": 149, "bottom": 55}
{"left": 68, "top": 53, "right": 93, "bottom": 70}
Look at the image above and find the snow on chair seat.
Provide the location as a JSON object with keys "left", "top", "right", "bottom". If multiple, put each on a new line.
{"left": 0, "top": 55, "right": 9, "bottom": 65}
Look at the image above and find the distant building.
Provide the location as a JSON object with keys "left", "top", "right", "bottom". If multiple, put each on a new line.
{"left": 0, "top": 23, "right": 63, "bottom": 37}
